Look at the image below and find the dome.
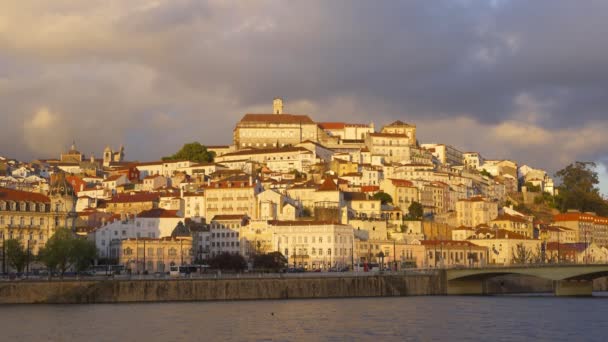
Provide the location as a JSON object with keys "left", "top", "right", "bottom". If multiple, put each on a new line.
{"left": 49, "top": 173, "right": 75, "bottom": 197}
{"left": 171, "top": 221, "right": 191, "bottom": 238}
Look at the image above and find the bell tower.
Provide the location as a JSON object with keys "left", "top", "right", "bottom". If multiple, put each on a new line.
{"left": 273, "top": 97, "right": 283, "bottom": 115}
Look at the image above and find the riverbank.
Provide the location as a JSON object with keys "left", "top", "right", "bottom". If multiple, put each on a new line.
{"left": 0, "top": 273, "right": 445, "bottom": 304}
{"left": 1, "top": 273, "right": 606, "bottom": 304}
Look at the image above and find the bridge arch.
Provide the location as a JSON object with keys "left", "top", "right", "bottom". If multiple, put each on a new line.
{"left": 445, "top": 265, "right": 608, "bottom": 296}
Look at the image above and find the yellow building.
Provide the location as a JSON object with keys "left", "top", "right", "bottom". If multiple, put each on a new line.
{"left": 490, "top": 213, "right": 533, "bottom": 238}
{"left": 456, "top": 196, "right": 498, "bottom": 227}
{"left": 0, "top": 174, "right": 76, "bottom": 256}
{"left": 421, "top": 240, "right": 488, "bottom": 268}
{"left": 105, "top": 192, "right": 160, "bottom": 216}
{"left": 380, "top": 120, "right": 417, "bottom": 144}
{"left": 204, "top": 176, "right": 263, "bottom": 219}
{"left": 356, "top": 239, "right": 426, "bottom": 269}
{"left": 379, "top": 179, "right": 419, "bottom": 214}
{"left": 233, "top": 98, "right": 336, "bottom": 149}
{"left": 330, "top": 159, "right": 359, "bottom": 176}
{"left": 112, "top": 236, "right": 193, "bottom": 273}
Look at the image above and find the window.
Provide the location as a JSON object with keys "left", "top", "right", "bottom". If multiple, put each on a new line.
{"left": 168, "top": 248, "right": 177, "bottom": 256}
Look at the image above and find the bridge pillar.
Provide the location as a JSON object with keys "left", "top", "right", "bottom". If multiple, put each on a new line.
{"left": 447, "top": 279, "right": 485, "bottom": 295}
{"left": 554, "top": 280, "right": 593, "bottom": 297}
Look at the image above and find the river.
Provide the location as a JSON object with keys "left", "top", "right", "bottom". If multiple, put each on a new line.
{"left": 1, "top": 296, "right": 607, "bottom": 341}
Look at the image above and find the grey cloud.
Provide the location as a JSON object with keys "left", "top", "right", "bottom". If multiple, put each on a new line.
{"left": 0, "top": 0, "right": 607, "bottom": 176}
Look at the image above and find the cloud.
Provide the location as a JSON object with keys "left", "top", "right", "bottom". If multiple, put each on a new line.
{"left": 23, "top": 108, "right": 69, "bottom": 156}
{"left": 0, "top": 0, "right": 607, "bottom": 191}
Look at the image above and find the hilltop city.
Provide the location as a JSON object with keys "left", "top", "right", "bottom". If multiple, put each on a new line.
{"left": 1, "top": 98, "right": 607, "bottom": 274}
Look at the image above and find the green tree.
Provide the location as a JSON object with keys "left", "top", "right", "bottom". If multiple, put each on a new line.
{"left": 372, "top": 192, "right": 393, "bottom": 205}
{"left": 524, "top": 182, "right": 541, "bottom": 192}
{"left": 71, "top": 238, "right": 98, "bottom": 272}
{"left": 5, "top": 239, "right": 28, "bottom": 273}
{"left": 208, "top": 252, "right": 247, "bottom": 271}
{"left": 162, "top": 142, "right": 215, "bottom": 163}
{"left": 407, "top": 201, "right": 424, "bottom": 220}
{"left": 480, "top": 169, "right": 494, "bottom": 179}
{"left": 38, "top": 228, "right": 97, "bottom": 276}
{"left": 555, "top": 162, "right": 608, "bottom": 216}
{"left": 253, "top": 252, "right": 287, "bottom": 272}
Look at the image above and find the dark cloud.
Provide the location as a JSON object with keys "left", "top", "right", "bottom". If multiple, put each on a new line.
{"left": 0, "top": 0, "right": 607, "bottom": 182}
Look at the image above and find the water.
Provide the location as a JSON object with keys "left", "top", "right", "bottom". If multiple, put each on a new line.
{"left": 1, "top": 296, "right": 607, "bottom": 341}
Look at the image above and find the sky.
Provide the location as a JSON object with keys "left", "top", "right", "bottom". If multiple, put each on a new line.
{"left": 0, "top": 1, "right": 607, "bottom": 195}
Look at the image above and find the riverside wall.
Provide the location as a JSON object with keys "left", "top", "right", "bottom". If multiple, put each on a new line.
{"left": 1, "top": 274, "right": 606, "bottom": 304}
{"left": 0, "top": 274, "right": 446, "bottom": 304}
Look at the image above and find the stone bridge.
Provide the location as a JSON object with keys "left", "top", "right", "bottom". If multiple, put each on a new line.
{"left": 446, "top": 264, "right": 608, "bottom": 296}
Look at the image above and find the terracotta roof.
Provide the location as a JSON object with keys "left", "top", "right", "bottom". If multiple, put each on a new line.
{"left": 389, "top": 178, "right": 414, "bottom": 187}
{"left": 318, "top": 122, "right": 345, "bottom": 130}
{"left": 219, "top": 147, "right": 310, "bottom": 158}
{"left": 554, "top": 212, "right": 597, "bottom": 222}
{"left": 317, "top": 178, "right": 338, "bottom": 191}
{"left": 361, "top": 186, "right": 380, "bottom": 193}
{"left": 137, "top": 208, "right": 180, "bottom": 218}
{"left": 492, "top": 213, "right": 529, "bottom": 223}
{"left": 239, "top": 114, "right": 314, "bottom": 124}
{"left": 0, "top": 187, "right": 50, "bottom": 203}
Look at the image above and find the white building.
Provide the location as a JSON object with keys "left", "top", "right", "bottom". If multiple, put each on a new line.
{"left": 269, "top": 220, "right": 355, "bottom": 270}
{"left": 89, "top": 208, "right": 183, "bottom": 258}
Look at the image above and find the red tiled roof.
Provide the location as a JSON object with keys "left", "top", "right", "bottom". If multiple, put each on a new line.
{"left": 0, "top": 187, "right": 50, "bottom": 203}
{"left": 219, "top": 147, "right": 310, "bottom": 158}
{"left": 389, "top": 178, "right": 414, "bottom": 187}
{"left": 240, "top": 114, "right": 315, "bottom": 124}
{"left": 361, "top": 186, "right": 380, "bottom": 193}
{"left": 492, "top": 213, "right": 529, "bottom": 223}
{"left": 318, "top": 122, "right": 345, "bottom": 130}
{"left": 317, "top": 178, "right": 338, "bottom": 191}
{"left": 554, "top": 212, "right": 597, "bottom": 222}
{"left": 137, "top": 208, "right": 179, "bottom": 218}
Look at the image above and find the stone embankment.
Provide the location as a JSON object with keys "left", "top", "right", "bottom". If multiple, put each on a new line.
{"left": 0, "top": 274, "right": 445, "bottom": 304}
{"left": 1, "top": 273, "right": 605, "bottom": 304}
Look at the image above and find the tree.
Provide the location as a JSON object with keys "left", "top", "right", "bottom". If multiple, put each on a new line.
{"left": 555, "top": 162, "right": 608, "bottom": 216}
{"left": 524, "top": 182, "right": 541, "bottom": 193}
{"left": 372, "top": 192, "right": 393, "bottom": 205}
{"left": 480, "top": 169, "right": 494, "bottom": 179}
{"left": 162, "top": 142, "right": 215, "bottom": 163}
{"left": 253, "top": 252, "right": 287, "bottom": 272}
{"left": 208, "top": 252, "right": 247, "bottom": 271}
{"left": 511, "top": 243, "right": 533, "bottom": 264}
{"left": 5, "top": 239, "right": 28, "bottom": 273}
{"left": 407, "top": 201, "right": 424, "bottom": 220}
{"left": 71, "top": 238, "right": 98, "bottom": 273}
{"left": 38, "top": 228, "right": 97, "bottom": 276}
